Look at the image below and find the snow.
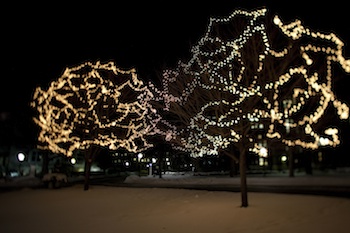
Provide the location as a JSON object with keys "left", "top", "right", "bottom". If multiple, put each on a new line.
{"left": 1, "top": 183, "right": 350, "bottom": 233}
{"left": 124, "top": 173, "right": 350, "bottom": 187}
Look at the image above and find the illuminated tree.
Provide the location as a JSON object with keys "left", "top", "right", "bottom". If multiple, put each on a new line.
{"left": 151, "top": 8, "right": 350, "bottom": 207}
{"left": 31, "top": 61, "right": 160, "bottom": 190}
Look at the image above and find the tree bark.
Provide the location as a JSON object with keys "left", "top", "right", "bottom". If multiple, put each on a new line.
{"left": 222, "top": 150, "right": 238, "bottom": 177}
{"left": 84, "top": 146, "right": 98, "bottom": 191}
{"left": 42, "top": 151, "right": 49, "bottom": 177}
{"left": 84, "top": 158, "right": 92, "bottom": 191}
{"left": 158, "top": 153, "right": 163, "bottom": 179}
{"left": 239, "top": 147, "right": 248, "bottom": 207}
{"left": 288, "top": 149, "right": 294, "bottom": 177}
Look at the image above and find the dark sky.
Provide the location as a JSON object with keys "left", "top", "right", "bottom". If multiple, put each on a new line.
{"left": 1, "top": 1, "right": 349, "bottom": 128}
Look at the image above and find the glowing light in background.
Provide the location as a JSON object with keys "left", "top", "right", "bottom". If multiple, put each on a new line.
{"left": 17, "top": 152, "right": 25, "bottom": 162}
{"left": 70, "top": 157, "right": 76, "bottom": 165}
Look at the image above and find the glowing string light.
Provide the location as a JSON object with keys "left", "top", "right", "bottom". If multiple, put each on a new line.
{"left": 32, "top": 61, "right": 160, "bottom": 156}
{"left": 151, "top": 8, "right": 350, "bottom": 158}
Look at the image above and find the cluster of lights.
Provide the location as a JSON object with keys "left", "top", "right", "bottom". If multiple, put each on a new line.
{"left": 266, "top": 14, "right": 349, "bottom": 149}
{"left": 31, "top": 8, "right": 349, "bottom": 161}
{"left": 31, "top": 61, "right": 160, "bottom": 156}
{"left": 153, "top": 8, "right": 349, "bottom": 157}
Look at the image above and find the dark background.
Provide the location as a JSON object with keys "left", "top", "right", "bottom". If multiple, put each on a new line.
{"left": 1, "top": 0, "right": 349, "bottom": 146}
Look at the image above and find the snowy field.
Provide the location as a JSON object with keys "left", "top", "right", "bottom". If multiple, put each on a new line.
{"left": 124, "top": 173, "right": 350, "bottom": 187}
{"left": 1, "top": 185, "right": 350, "bottom": 233}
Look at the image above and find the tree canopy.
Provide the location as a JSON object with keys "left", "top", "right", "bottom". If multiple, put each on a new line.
{"left": 31, "top": 61, "right": 160, "bottom": 156}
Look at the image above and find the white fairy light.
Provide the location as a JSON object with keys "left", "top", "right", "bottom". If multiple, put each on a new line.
{"left": 153, "top": 8, "right": 349, "bottom": 157}
{"left": 32, "top": 61, "right": 160, "bottom": 156}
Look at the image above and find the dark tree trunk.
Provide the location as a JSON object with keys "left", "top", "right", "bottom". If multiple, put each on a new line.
{"left": 223, "top": 151, "right": 238, "bottom": 177}
{"left": 239, "top": 147, "right": 248, "bottom": 207}
{"left": 83, "top": 146, "right": 99, "bottom": 191}
{"left": 305, "top": 153, "right": 313, "bottom": 175}
{"left": 288, "top": 149, "right": 294, "bottom": 177}
{"left": 84, "top": 158, "right": 92, "bottom": 191}
{"left": 158, "top": 153, "right": 163, "bottom": 179}
{"left": 42, "top": 151, "right": 49, "bottom": 176}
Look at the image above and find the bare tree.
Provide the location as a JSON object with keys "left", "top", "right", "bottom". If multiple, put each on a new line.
{"left": 31, "top": 61, "right": 160, "bottom": 190}
{"left": 150, "top": 8, "right": 350, "bottom": 207}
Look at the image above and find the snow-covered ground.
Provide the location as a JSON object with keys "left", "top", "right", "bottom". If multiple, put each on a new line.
{"left": 124, "top": 173, "right": 350, "bottom": 187}
{"left": 1, "top": 184, "right": 350, "bottom": 233}
{"left": 2, "top": 170, "right": 350, "bottom": 189}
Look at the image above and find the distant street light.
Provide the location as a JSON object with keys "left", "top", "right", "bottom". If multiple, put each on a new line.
{"left": 17, "top": 152, "right": 25, "bottom": 162}
{"left": 17, "top": 152, "right": 26, "bottom": 176}
{"left": 137, "top": 153, "right": 143, "bottom": 176}
{"left": 147, "top": 163, "right": 153, "bottom": 176}
{"left": 70, "top": 157, "right": 77, "bottom": 165}
{"left": 281, "top": 155, "right": 288, "bottom": 163}
{"left": 137, "top": 153, "right": 143, "bottom": 161}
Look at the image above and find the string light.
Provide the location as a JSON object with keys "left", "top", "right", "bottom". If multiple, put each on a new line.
{"left": 31, "top": 61, "right": 160, "bottom": 156}
{"left": 152, "top": 8, "right": 350, "bottom": 157}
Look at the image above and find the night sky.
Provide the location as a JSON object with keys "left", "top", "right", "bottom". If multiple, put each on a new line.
{"left": 1, "top": 0, "right": 350, "bottom": 144}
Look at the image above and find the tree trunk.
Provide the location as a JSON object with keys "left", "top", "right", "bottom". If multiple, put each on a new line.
{"left": 239, "top": 147, "right": 248, "bottom": 207}
{"left": 84, "top": 146, "right": 98, "bottom": 191}
{"left": 305, "top": 153, "right": 313, "bottom": 175}
{"left": 42, "top": 151, "right": 49, "bottom": 177}
{"left": 222, "top": 151, "right": 238, "bottom": 177}
{"left": 83, "top": 146, "right": 101, "bottom": 190}
{"left": 158, "top": 153, "right": 163, "bottom": 179}
{"left": 288, "top": 149, "right": 294, "bottom": 177}
{"left": 84, "top": 158, "right": 92, "bottom": 191}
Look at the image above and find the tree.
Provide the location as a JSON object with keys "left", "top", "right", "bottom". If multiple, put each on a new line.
{"left": 31, "top": 61, "right": 160, "bottom": 190}
{"left": 150, "top": 8, "right": 349, "bottom": 207}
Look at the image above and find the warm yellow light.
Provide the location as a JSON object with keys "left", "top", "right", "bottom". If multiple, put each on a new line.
{"left": 32, "top": 61, "right": 160, "bottom": 156}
